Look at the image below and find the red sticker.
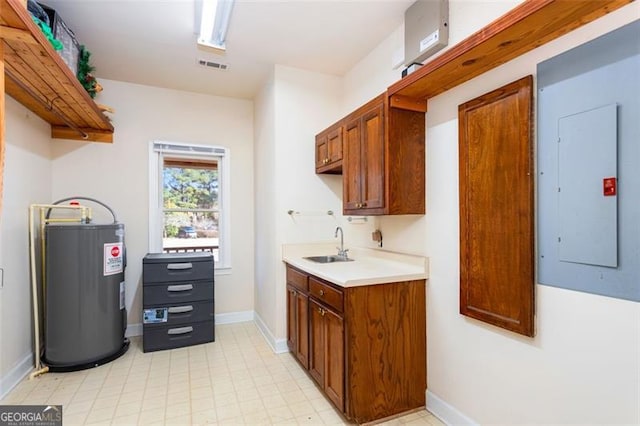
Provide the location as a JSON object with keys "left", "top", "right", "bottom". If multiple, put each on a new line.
{"left": 603, "top": 177, "right": 617, "bottom": 196}
{"left": 111, "top": 246, "right": 121, "bottom": 257}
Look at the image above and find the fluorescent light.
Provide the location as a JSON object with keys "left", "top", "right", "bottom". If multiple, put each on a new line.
{"left": 198, "top": 0, "right": 235, "bottom": 54}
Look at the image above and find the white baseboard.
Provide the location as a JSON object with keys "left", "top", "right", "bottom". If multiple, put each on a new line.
{"left": 426, "top": 390, "right": 478, "bottom": 426}
{"left": 126, "top": 310, "right": 256, "bottom": 337}
{"left": 254, "top": 312, "right": 289, "bottom": 354}
{"left": 0, "top": 352, "right": 33, "bottom": 400}
{"left": 216, "top": 310, "right": 254, "bottom": 324}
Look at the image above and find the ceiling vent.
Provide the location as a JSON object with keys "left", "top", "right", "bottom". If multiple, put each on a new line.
{"left": 196, "top": 58, "right": 229, "bottom": 71}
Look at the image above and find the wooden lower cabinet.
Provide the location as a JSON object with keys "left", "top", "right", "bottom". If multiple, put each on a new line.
{"left": 287, "top": 285, "right": 309, "bottom": 368}
{"left": 285, "top": 264, "right": 426, "bottom": 423}
{"left": 309, "top": 299, "right": 345, "bottom": 412}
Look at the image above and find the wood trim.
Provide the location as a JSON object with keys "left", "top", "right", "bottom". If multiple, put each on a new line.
{"left": 458, "top": 76, "right": 535, "bottom": 337}
{"left": 51, "top": 126, "right": 114, "bottom": 143}
{"left": 388, "top": 0, "right": 634, "bottom": 102}
{"left": 389, "top": 94, "right": 427, "bottom": 112}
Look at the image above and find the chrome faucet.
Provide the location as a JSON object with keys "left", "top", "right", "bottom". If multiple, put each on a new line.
{"left": 335, "top": 226, "right": 349, "bottom": 258}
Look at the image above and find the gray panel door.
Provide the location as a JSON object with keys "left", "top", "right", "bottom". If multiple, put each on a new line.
{"left": 558, "top": 103, "right": 617, "bottom": 267}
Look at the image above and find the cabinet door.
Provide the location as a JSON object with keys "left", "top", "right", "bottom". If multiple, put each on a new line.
{"left": 360, "top": 105, "right": 385, "bottom": 210}
{"left": 344, "top": 117, "right": 362, "bottom": 211}
{"left": 308, "top": 299, "right": 325, "bottom": 386}
{"left": 286, "top": 287, "right": 297, "bottom": 353}
{"left": 458, "top": 76, "right": 534, "bottom": 336}
{"left": 327, "top": 127, "right": 343, "bottom": 164}
{"left": 296, "top": 292, "right": 309, "bottom": 368}
{"left": 315, "top": 134, "right": 329, "bottom": 170}
{"left": 324, "top": 308, "right": 345, "bottom": 412}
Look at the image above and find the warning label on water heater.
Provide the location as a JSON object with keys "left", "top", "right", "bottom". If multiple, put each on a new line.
{"left": 104, "top": 242, "right": 124, "bottom": 276}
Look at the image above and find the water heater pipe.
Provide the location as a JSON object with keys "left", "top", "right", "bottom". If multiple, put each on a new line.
{"left": 46, "top": 196, "right": 117, "bottom": 223}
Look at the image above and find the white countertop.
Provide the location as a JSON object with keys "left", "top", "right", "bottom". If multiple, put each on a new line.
{"left": 282, "top": 243, "right": 429, "bottom": 288}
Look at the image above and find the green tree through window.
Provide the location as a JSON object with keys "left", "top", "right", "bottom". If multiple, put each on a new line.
{"left": 162, "top": 159, "right": 220, "bottom": 259}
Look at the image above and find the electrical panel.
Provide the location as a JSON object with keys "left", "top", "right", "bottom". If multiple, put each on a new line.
{"left": 404, "top": 0, "right": 449, "bottom": 66}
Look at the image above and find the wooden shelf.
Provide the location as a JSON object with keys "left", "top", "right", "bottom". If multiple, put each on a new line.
{"left": 388, "top": 0, "right": 635, "bottom": 105}
{"left": 0, "top": 0, "right": 113, "bottom": 142}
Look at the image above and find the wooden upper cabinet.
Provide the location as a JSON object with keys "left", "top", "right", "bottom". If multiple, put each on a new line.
{"left": 315, "top": 125, "right": 343, "bottom": 174}
{"left": 344, "top": 101, "right": 385, "bottom": 212}
{"left": 458, "top": 76, "right": 534, "bottom": 337}
{"left": 342, "top": 93, "right": 425, "bottom": 216}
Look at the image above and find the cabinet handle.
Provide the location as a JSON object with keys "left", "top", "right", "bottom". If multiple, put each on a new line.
{"left": 319, "top": 289, "right": 324, "bottom": 296}
{"left": 167, "top": 262, "right": 193, "bottom": 270}
{"left": 168, "top": 305, "right": 193, "bottom": 314}
{"left": 361, "top": 202, "right": 367, "bottom": 207}
{"left": 168, "top": 326, "right": 193, "bottom": 335}
{"left": 167, "top": 284, "right": 193, "bottom": 292}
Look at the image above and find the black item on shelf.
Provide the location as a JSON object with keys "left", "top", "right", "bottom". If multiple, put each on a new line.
{"left": 27, "top": 0, "right": 49, "bottom": 26}
{"left": 37, "top": 2, "right": 80, "bottom": 76}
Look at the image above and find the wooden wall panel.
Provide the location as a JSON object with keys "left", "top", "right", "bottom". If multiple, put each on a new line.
{"left": 458, "top": 76, "right": 535, "bottom": 337}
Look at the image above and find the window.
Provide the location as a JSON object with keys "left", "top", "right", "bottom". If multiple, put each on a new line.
{"left": 149, "top": 141, "right": 231, "bottom": 270}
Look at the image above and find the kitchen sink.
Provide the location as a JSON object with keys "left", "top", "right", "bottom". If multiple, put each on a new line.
{"left": 304, "top": 255, "right": 354, "bottom": 263}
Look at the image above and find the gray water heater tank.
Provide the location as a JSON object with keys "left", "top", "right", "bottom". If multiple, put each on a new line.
{"left": 44, "top": 223, "right": 128, "bottom": 369}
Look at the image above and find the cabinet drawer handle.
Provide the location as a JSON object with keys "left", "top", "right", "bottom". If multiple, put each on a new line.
{"left": 168, "top": 305, "right": 193, "bottom": 314}
{"left": 361, "top": 202, "right": 367, "bottom": 207}
{"left": 167, "top": 262, "right": 193, "bottom": 270}
{"left": 167, "top": 284, "right": 193, "bottom": 292}
{"left": 168, "top": 326, "right": 193, "bottom": 335}
{"left": 319, "top": 289, "right": 324, "bottom": 296}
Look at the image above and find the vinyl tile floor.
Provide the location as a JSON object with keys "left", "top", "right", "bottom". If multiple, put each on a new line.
{"left": 1, "top": 321, "right": 444, "bottom": 426}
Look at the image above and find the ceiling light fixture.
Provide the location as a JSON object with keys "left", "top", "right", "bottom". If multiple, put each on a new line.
{"left": 198, "top": 0, "right": 235, "bottom": 54}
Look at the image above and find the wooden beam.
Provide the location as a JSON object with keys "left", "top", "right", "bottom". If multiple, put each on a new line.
{"left": 389, "top": 94, "right": 427, "bottom": 113}
{"left": 51, "top": 126, "right": 114, "bottom": 143}
{"left": 388, "top": 0, "right": 635, "bottom": 100}
{"left": 0, "top": 25, "right": 37, "bottom": 44}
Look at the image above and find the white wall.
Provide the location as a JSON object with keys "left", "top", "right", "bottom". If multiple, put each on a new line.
{"left": 254, "top": 65, "right": 344, "bottom": 346}
{"left": 0, "top": 98, "right": 52, "bottom": 397}
{"left": 254, "top": 70, "right": 279, "bottom": 339}
{"left": 340, "top": 2, "right": 640, "bottom": 424}
{"left": 49, "top": 80, "right": 255, "bottom": 331}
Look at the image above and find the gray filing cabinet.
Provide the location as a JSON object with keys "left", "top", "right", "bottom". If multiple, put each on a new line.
{"left": 142, "top": 252, "right": 214, "bottom": 352}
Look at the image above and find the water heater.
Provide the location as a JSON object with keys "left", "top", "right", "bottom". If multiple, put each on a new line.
{"left": 43, "top": 199, "right": 129, "bottom": 371}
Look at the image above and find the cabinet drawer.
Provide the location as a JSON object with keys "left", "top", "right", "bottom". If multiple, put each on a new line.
{"left": 287, "top": 266, "right": 308, "bottom": 292}
{"left": 144, "top": 300, "right": 214, "bottom": 327}
{"left": 143, "top": 320, "right": 214, "bottom": 352}
{"left": 309, "top": 277, "right": 343, "bottom": 313}
{"left": 143, "top": 280, "right": 213, "bottom": 305}
{"left": 143, "top": 259, "right": 213, "bottom": 284}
